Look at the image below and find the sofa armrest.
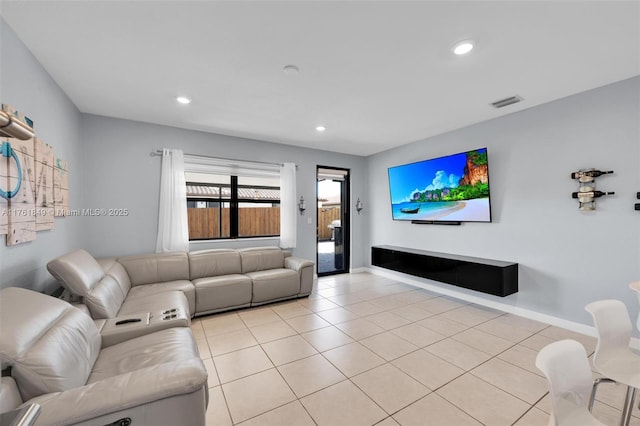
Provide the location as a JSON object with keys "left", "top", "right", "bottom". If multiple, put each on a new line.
{"left": 23, "top": 359, "right": 207, "bottom": 425}
{"left": 1, "top": 377, "right": 23, "bottom": 413}
{"left": 285, "top": 257, "right": 315, "bottom": 296}
{"left": 284, "top": 256, "right": 313, "bottom": 272}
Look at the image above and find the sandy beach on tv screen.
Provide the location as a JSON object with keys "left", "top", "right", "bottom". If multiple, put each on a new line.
{"left": 422, "top": 198, "right": 490, "bottom": 222}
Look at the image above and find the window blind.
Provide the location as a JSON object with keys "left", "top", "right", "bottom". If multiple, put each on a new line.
{"left": 183, "top": 154, "right": 280, "bottom": 178}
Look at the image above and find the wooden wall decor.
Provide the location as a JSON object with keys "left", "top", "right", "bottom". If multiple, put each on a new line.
{"left": 0, "top": 104, "right": 69, "bottom": 246}
{"left": 34, "top": 137, "right": 55, "bottom": 231}
{"left": 54, "top": 158, "right": 69, "bottom": 217}
{"left": 5, "top": 137, "right": 36, "bottom": 245}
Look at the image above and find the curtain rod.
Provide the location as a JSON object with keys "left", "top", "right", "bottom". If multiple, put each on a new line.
{"left": 149, "top": 149, "right": 296, "bottom": 168}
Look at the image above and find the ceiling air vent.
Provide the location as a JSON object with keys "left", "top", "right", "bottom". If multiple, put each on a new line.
{"left": 490, "top": 95, "right": 522, "bottom": 109}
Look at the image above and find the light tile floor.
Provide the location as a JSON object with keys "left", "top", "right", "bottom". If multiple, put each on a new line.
{"left": 192, "top": 273, "right": 640, "bottom": 426}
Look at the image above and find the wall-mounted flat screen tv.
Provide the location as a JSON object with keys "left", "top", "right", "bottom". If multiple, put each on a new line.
{"left": 388, "top": 148, "right": 491, "bottom": 223}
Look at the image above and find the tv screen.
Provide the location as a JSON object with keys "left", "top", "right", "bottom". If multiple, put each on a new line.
{"left": 388, "top": 148, "right": 491, "bottom": 223}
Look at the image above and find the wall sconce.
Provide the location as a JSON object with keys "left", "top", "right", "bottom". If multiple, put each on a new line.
{"left": 356, "top": 198, "right": 363, "bottom": 215}
{"left": 298, "top": 196, "right": 306, "bottom": 215}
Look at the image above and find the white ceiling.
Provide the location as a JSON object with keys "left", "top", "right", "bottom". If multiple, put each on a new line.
{"left": 2, "top": 1, "right": 639, "bottom": 156}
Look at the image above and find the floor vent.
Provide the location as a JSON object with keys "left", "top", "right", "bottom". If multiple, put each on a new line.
{"left": 491, "top": 95, "right": 522, "bottom": 108}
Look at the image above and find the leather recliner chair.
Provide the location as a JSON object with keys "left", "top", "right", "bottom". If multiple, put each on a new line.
{"left": 0, "top": 287, "right": 208, "bottom": 425}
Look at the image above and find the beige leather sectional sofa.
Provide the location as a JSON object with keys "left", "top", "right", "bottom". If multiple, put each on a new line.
{"left": 0, "top": 246, "right": 314, "bottom": 425}
{"left": 0, "top": 287, "right": 209, "bottom": 425}
{"left": 47, "top": 246, "right": 315, "bottom": 320}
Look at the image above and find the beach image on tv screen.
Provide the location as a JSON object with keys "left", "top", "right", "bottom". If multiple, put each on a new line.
{"left": 388, "top": 148, "right": 491, "bottom": 222}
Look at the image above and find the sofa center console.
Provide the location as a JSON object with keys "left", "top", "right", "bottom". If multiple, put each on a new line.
{"left": 100, "top": 308, "right": 189, "bottom": 347}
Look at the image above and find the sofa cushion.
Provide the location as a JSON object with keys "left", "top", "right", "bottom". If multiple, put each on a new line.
{"left": 193, "top": 275, "right": 252, "bottom": 313}
{"left": 87, "top": 327, "right": 200, "bottom": 384}
{"left": 239, "top": 247, "right": 285, "bottom": 273}
{"left": 52, "top": 257, "right": 134, "bottom": 320}
{"left": 98, "top": 258, "right": 132, "bottom": 296}
{"left": 118, "top": 290, "right": 190, "bottom": 318}
{"left": 126, "top": 280, "right": 195, "bottom": 314}
{"left": 85, "top": 275, "right": 128, "bottom": 319}
{"left": 189, "top": 249, "right": 242, "bottom": 280}
{"left": 118, "top": 252, "right": 190, "bottom": 286}
{"left": 0, "top": 288, "right": 101, "bottom": 401}
{"left": 47, "top": 249, "right": 105, "bottom": 296}
{"left": 245, "top": 268, "right": 300, "bottom": 304}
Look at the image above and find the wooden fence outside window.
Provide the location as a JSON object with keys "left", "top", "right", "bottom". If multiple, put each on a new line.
{"left": 187, "top": 207, "right": 342, "bottom": 240}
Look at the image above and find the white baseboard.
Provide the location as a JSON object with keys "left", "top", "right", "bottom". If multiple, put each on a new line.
{"left": 350, "top": 267, "right": 367, "bottom": 274}
{"left": 355, "top": 267, "right": 640, "bottom": 350}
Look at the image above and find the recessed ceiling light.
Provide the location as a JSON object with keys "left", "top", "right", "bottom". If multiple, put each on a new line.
{"left": 316, "top": 125, "right": 326, "bottom": 132}
{"left": 283, "top": 65, "right": 299, "bottom": 75}
{"left": 452, "top": 40, "right": 474, "bottom": 55}
{"left": 176, "top": 96, "right": 191, "bottom": 105}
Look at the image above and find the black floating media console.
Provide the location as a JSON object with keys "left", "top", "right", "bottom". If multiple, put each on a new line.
{"left": 371, "top": 245, "right": 518, "bottom": 297}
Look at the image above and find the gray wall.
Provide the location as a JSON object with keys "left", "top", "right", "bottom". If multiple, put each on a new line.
{"left": 366, "top": 76, "right": 640, "bottom": 328}
{"left": 0, "top": 20, "right": 83, "bottom": 293}
{"left": 4, "top": 13, "right": 638, "bottom": 333}
{"left": 79, "top": 115, "right": 367, "bottom": 268}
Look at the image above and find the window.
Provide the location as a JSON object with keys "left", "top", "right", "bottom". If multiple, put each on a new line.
{"left": 186, "top": 172, "right": 280, "bottom": 240}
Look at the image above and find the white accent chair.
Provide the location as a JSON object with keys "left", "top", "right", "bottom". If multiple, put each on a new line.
{"left": 535, "top": 339, "right": 605, "bottom": 426}
{"left": 630, "top": 281, "right": 640, "bottom": 332}
{"left": 585, "top": 299, "right": 640, "bottom": 426}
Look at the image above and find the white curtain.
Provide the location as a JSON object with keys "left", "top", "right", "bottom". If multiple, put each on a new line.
{"left": 279, "top": 162, "right": 296, "bottom": 248}
{"left": 156, "top": 149, "right": 189, "bottom": 253}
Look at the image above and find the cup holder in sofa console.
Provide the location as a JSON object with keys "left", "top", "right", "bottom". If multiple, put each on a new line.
{"left": 162, "top": 308, "right": 178, "bottom": 315}
{"left": 162, "top": 314, "right": 178, "bottom": 320}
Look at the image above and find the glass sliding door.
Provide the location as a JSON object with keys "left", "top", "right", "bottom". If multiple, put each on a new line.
{"left": 316, "top": 166, "right": 350, "bottom": 276}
